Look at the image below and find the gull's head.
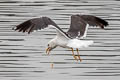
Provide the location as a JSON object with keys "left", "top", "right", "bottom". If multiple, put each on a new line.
{"left": 46, "top": 40, "right": 57, "bottom": 54}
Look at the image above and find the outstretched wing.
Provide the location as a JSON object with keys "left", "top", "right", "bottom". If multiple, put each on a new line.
{"left": 67, "top": 14, "right": 109, "bottom": 39}
{"left": 78, "top": 15, "right": 108, "bottom": 28}
{"left": 13, "top": 16, "right": 70, "bottom": 39}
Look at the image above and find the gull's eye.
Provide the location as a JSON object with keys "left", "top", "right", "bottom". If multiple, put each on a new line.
{"left": 48, "top": 44, "right": 49, "bottom": 47}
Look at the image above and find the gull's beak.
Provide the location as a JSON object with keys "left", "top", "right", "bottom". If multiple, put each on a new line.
{"left": 46, "top": 47, "right": 51, "bottom": 55}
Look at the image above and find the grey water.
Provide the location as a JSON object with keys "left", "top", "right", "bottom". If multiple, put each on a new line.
{"left": 0, "top": 0, "right": 120, "bottom": 80}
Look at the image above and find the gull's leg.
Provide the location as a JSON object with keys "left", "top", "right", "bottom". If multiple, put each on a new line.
{"left": 71, "top": 48, "right": 78, "bottom": 61}
{"left": 76, "top": 48, "right": 82, "bottom": 62}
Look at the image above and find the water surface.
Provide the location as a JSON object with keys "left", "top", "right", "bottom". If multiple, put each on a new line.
{"left": 0, "top": 0, "right": 120, "bottom": 80}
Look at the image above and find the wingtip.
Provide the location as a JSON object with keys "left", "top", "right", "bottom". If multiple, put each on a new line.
{"left": 12, "top": 26, "right": 17, "bottom": 30}
{"left": 96, "top": 17, "right": 109, "bottom": 27}
{"left": 106, "top": 22, "right": 109, "bottom": 26}
{"left": 104, "top": 21, "right": 109, "bottom": 27}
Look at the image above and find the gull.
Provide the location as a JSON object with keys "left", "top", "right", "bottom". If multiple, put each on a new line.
{"left": 13, "top": 14, "right": 109, "bottom": 63}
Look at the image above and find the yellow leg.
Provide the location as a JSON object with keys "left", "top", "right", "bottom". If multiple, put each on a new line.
{"left": 76, "top": 48, "right": 82, "bottom": 62}
{"left": 71, "top": 48, "right": 78, "bottom": 61}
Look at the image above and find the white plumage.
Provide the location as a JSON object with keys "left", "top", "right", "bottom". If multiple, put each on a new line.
{"left": 67, "top": 39, "right": 94, "bottom": 48}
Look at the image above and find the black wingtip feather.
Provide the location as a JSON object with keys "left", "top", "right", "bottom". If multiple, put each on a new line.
{"left": 95, "top": 17, "right": 109, "bottom": 27}
{"left": 15, "top": 20, "right": 32, "bottom": 33}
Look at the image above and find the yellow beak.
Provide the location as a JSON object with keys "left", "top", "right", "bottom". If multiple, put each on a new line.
{"left": 46, "top": 47, "right": 50, "bottom": 55}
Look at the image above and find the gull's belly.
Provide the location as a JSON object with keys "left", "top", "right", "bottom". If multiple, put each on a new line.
{"left": 67, "top": 39, "right": 94, "bottom": 48}
{"left": 56, "top": 38, "right": 69, "bottom": 48}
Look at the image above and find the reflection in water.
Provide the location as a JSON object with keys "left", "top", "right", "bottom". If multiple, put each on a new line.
{"left": 0, "top": 0, "right": 120, "bottom": 80}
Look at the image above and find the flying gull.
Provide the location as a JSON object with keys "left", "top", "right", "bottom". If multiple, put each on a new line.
{"left": 13, "top": 14, "right": 109, "bottom": 62}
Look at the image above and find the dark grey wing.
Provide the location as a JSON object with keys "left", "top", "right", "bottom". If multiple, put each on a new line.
{"left": 67, "top": 14, "right": 109, "bottom": 39}
{"left": 14, "top": 17, "right": 67, "bottom": 36}
{"left": 13, "top": 17, "right": 63, "bottom": 34}
{"left": 78, "top": 14, "right": 109, "bottom": 29}
{"left": 67, "top": 15, "right": 88, "bottom": 38}
{"left": 13, "top": 16, "right": 71, "bottom": 39}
